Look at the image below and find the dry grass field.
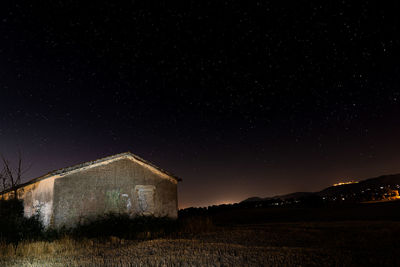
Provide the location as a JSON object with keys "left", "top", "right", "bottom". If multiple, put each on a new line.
{"left": 1, "top": 221, "right": 400, "bottom": 266}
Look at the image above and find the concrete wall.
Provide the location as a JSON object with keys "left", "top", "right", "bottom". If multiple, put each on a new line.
{"left": 52, "top": 158, "right": 178, "bottom": 228}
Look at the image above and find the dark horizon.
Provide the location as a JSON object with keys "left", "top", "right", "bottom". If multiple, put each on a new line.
{"left": 1, "top": 1, "right": 400, "bottom": 208}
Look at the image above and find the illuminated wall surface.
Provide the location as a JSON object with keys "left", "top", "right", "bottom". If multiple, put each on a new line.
{"left": 0, "top": 152, "right": 179, "bottom": 228}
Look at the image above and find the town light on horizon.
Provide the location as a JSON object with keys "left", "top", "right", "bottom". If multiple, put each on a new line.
{"left": 333, "top": 181, "right": 359, "bottom": 187}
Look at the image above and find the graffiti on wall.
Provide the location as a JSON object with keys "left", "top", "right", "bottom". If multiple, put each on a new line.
{"left": 135, "top": 185, "right": 155, "bottom": 215}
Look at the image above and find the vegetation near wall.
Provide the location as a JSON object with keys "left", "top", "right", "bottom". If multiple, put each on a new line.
{"left": 71, "top": 213, "right": 177, "bottom": 240}
{"left": 0, "top": 199, "right": 214, "bottom": 244}
{"left": 0, "top": 199, "right": 43, "bottom": 243}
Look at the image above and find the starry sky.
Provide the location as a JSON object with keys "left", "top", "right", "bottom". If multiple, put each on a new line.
{"left": 1, "top": 1, "right": 400, "bottom": 208}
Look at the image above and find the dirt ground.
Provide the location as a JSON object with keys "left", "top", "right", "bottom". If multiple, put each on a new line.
{"left": 1, "top": 221, "right": 400, "bottom": 266}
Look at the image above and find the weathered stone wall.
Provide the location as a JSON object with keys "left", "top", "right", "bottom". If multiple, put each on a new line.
{"left": 52, "top": 158, "right": 178, "bottom": 228}
{"left": 21, "top": 177, "right": 55, "bottom": 227}
{"left": 0, "top": 178, "right": 55, "bottom": 228}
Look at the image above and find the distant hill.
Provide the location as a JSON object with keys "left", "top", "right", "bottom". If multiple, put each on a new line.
{"left": 241, "top": 192, "right": 316, "bottom": 203}
{"left": 241, "top": 174, "right": 400, "bottom": 203}
{"left": 241, "top": 197, "right": 268, "bottom": 203}
{"left": 241, "top": 192, "right": 317, "bottom": 203}
{"left": 317, "top": 174, "right": 400, "bottom": 198}
{"left": 273, "top": 192, "right": 315, "bottom": 200}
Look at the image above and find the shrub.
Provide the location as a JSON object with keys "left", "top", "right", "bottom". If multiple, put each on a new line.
{"left": 178, "top": 216, "right": 215, "bottom": 235}
{"left": 0, "top": 199, "right": 43, "bottom": 243}
{"left": 0, "top": 201, "right": 216, "bottom": 243}
{"left": 71, "top": 213, "right": 177, "bottom": 240}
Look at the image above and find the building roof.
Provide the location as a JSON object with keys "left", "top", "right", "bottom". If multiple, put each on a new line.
{"left": 0, "top": 152, "right": 181, "bottom": 195}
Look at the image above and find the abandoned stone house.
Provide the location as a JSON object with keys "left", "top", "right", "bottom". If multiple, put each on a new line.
{"left": 0, "top": 152, "right": 180, "bottom": 228}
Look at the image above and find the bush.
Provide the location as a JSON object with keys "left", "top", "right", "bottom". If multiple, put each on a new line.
{"left": 0, "top": 199, "right": 43, "bottom": 243}
{"left": 0, "top": 201, "right": 216, "bottom": 243}
{"left": 178, "top": 216, "right": 215, "bottom": 234}
{"left": 71, "top": 213, "right": 177, "bottom": 240}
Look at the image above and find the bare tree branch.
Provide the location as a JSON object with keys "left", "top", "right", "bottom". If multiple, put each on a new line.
{"left": 0, "top": 167, "right": 8, "bottom": 192}
{"left": 0, "top": 152, "right": 30, "bottom": 199}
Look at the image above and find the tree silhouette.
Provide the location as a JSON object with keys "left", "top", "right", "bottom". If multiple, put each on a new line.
{"left": 0, "top": 151, "right": 30, "bottom": 199}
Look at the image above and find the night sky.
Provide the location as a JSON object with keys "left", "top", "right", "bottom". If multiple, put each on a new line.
{"left": 1, "top": 2, "right": 400, "bottom": 208}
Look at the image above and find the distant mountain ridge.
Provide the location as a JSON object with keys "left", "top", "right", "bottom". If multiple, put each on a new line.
{"left": 241, "top": 173, "right": 400, "bottom": 203}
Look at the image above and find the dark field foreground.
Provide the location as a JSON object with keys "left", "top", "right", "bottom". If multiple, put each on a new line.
{"left": 1, "top": 221, "right": 400, "bottom": 266}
